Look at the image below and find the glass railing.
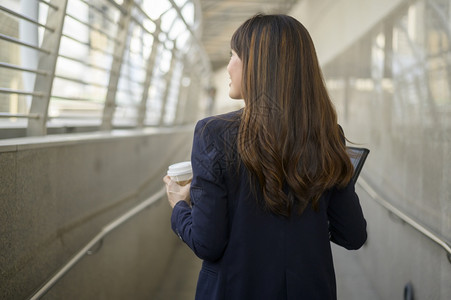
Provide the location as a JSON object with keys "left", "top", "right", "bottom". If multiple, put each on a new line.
{"left": 0, "top": 0, "right": 211, "bottom": 139}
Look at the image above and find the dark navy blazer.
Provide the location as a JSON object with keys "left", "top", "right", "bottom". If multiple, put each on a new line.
{"left": 171, "top": 111, "right": 367, "bottom": 300}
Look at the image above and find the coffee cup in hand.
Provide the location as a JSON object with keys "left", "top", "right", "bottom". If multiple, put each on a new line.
{"left": 167, "top": 161, "right": 192, "bottom": 186}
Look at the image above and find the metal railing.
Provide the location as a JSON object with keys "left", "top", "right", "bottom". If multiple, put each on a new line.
{"left": 357, "top": 177, "right": 451, "bottom": 263}
{"left": 28, "top": 187, "right": 166, "bottom": 300}
{"left": 27, "top": 173, "right": 451, "bottom": 299}
{"left": 0, "top": 0, "right": 211, "bottom": 137}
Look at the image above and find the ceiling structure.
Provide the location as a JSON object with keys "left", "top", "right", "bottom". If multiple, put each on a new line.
{"left": 198, "top": 0, "right": 299, "bottom": 70}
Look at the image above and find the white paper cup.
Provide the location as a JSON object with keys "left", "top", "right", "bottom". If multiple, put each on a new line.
{"left": 167, "top": 161, "right": 192, "bottom": 186}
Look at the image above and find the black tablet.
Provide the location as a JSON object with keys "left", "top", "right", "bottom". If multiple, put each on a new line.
{"left": 346, "top": 147, "right": 370, "bottom": 183}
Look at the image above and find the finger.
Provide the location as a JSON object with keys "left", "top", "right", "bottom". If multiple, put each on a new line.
{"left": 163, "top": 175, "right": 171, "bottom": 184}
{"left": 180, "top": 182, "right": 191, "bottom": 192}
{"left": 174, "top": 182, "right": 190, "bottom": 195}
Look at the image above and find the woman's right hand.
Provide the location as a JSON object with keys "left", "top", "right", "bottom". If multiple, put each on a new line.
{"left": 163, "top": 175, "right": 191, "bottom": 208}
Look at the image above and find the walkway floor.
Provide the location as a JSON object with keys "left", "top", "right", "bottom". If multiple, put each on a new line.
{"left": 153, "top": 241, "right": 380, "bottom": 300}
{"left": 332, "top": 244, "right": 380, "bottom": 299}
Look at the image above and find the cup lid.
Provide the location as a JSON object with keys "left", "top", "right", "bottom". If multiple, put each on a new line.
{"left": 167, "top": 161, "right": 192, "bottom": 177}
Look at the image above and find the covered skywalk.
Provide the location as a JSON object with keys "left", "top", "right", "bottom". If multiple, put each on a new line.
{"left": 1, "top": 0, "right": 450, "bottom": 299}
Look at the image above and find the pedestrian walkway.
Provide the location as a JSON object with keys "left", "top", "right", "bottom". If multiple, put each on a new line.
{"left": 331, "top": 244, "right": 380, "bottom": 299}
{"left": 154, "top": 241, "right": 380, "bottom": 299}
{"left": 153, "top": 241, "right": 201, "bottom": 300}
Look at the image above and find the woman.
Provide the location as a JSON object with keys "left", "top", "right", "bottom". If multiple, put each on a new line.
{"left": 163, "top": 14, "right": 367, "bottom": 300}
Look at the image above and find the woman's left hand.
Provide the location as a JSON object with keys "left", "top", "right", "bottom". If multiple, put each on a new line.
{"left": 163, "top": 175, "right": 191, "bottom": 208}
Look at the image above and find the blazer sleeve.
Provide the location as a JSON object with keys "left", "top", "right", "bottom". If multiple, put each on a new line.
{"left": 327, "top": 125, "right": 367, "bottom": 250}
{"left": 171, "top": 119, "right": 229, "bottom": 262}
{"left": 327, "top": 180, "right": 367, "bottom": 250}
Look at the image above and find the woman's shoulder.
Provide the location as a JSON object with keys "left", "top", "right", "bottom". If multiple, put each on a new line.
{"left": 193, "top": 110, "right": 241, "bottom": 155}
{"left": 195, "top": 109, "right": 241, "bottom": 134}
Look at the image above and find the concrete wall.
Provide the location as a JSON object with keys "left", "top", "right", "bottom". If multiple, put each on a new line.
{"left": 289, "top": 0, "right": 451, "bottom": 299}
{"left": 0, "top": 128, "right": 194, "bottom": 299}
{"left": 290, "top": 0, "right": 404, "bottom": 66}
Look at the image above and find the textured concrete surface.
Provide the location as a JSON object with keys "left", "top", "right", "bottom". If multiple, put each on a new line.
{"left": 153, "top": 241, "right": 202, "bottom": 300}
{"left": 332, "top": 244, "right": 380, "bottom": 300}
{"left": 0, "top": 128, "right": 194, "bottom": 300}
{"left": 306, "top": 0, "right": 451, "bottom": 298}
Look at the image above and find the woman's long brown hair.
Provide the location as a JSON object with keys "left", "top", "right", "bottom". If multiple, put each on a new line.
{"left": 231, "top": 14, "right": 353, "bottom": 216}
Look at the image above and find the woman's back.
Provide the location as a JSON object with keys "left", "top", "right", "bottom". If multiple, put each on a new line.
{"left": 177, "top": 112, "right": 366, "bottom": 299}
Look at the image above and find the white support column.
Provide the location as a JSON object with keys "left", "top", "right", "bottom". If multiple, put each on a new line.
{"left": 158, "top": 46, "right": 178, "bottom": 126}
{"left": 27, "top": 0, "right": 68, "bottom": 136}
{"left": 19, "top": 0, "right": 39, "bottom": 110}
{"left": 137, "top": 21, "right": 161, "bottom": 128}
{"left": 100, "top": 0, "right": 133, "bottom": 131}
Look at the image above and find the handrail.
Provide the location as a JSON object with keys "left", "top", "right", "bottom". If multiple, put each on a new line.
{"left": 26, "top": 176, "right": 450, "bottom": 299}
{"left": 28, "top": 187, "right": 166, "bottom": 300}
{"left": 38, "top": 0, "right": 59, "bottom": 11}
{"left": 0, "top": 5, "right": 55, "bottom": 32}
{"left": 65, "top": 13, "right": 121, "bottom": 44}
{"left": 57, "top": 54, "right": 113, "bottom": 73}
{"left": 0, "top": 112, "right": 40, "bottom": 119}
{"left": 0, "top": 62, "right": 50, "bottom": 76}
{"left": 357, "top": 177, "right": 451, "bottom": 263}
{"left": 105, "top": 0, "right": 127, "bottom": 15}
{"left": 50, "top": 94, "right": 104, "bottom": 102}
{"left": 0, "top": 33, "right": 52, "bottom": 54}
{"left": 78, "top": 0, "right": 117, "bottom": 25}
{"left": 61, "top": 34, "right": 118, "bottom": 59}
{"left": 54, "top": 74, "right": 109, "bottom": 88}
{"left": 0, "top": 88, "right": 45, "bottom": 97}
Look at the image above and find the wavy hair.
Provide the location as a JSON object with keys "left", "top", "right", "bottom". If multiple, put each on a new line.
{"left": 231, "top": 14, "right": 353, "bottom": 216}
